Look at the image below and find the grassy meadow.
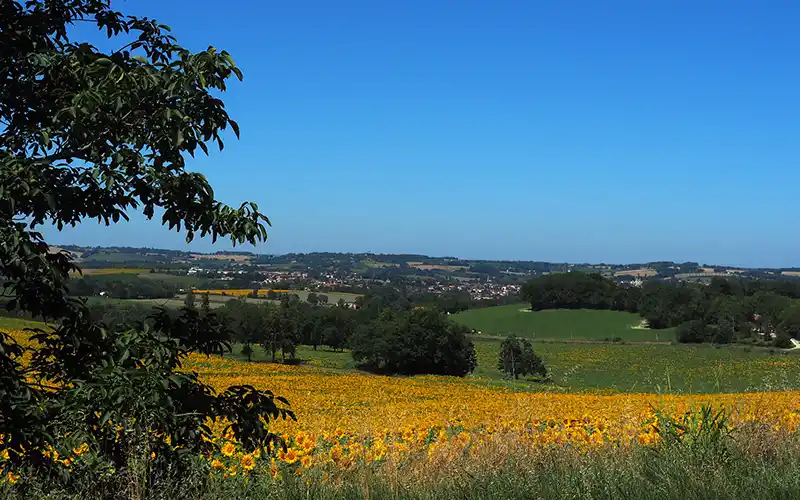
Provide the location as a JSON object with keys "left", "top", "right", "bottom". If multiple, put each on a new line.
{"left": 452, "top": 304, "right": 674, "bottom": 342}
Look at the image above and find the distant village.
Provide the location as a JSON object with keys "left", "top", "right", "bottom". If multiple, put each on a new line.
{"left": 185, "top": 264, "right": 522, "bottom": 301}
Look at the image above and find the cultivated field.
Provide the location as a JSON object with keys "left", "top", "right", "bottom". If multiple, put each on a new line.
{"left": 472, "top": 338, "right": 800, "bottom": 393}
{"left": 227, "top": 336, "right": 800, "bottom": 394}
{"left": 452, "top": 305, "right": 668, "bottom": 342}
{"left": 406, "top": 261, "right": 468, "bottom": 271}
{"left": 613, "top": 267, "right": 658, "bottom": 277}
{"left": 4, "top": 318, "right": 800, "bottom": 498}
{"left": 74, "top": 267, "right": 145, "bottom": 276}
{"left": 191, "top": 253, "right": 252, "bottom": 262}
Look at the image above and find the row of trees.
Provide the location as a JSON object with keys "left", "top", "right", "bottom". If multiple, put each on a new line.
{"left": 215, "top": 295, "right": 355, "bottom": 362}
{"left": 210, "top": 293, "right": 478, "bottom": 376}
{"left": 68, "top": 274, "right": 177, "bottom": 299}
{"left": 521, "top": 273, "right": 800, "bottom": 346}
{"left": 3, "top": 285, "right": 479, "bottom": 377}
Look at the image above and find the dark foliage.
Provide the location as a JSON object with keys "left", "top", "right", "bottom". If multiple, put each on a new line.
{"left": 497, "top": 335, "right": 547, "bottom": 380}
{"left": 69, "top": 274, "right": 176, "bottom": 299}
{"left": 350, "top": 309, "right": 477, "bottom": 376}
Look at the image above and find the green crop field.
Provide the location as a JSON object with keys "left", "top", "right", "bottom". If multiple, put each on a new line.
{"left": 451, "top": 304, "right": 672, "bottom": 342}
{"left": 471, "top": 337, "right": 800, "bottom": 394}
{"left": 228, "top": 335, "right": 800, "bottom": 394}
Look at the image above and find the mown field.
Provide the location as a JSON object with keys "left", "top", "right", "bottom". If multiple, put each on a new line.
{"left": 452, "top": 304, "right": 674, "bottom": 342}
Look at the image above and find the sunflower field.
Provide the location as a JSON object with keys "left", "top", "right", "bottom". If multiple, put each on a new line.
{"left": 3, "top": 324, "right": 800, "bottom": 495}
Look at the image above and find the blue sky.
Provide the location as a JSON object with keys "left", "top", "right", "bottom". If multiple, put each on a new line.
{"left": 47, "top": 1, "right": 800, "bottom": 267}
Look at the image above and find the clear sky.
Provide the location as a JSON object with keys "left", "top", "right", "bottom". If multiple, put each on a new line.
{"left": 46, "top": 0, "right": 800, "bottom": 267}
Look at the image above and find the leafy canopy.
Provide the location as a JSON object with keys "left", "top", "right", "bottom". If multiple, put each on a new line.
{"left": 0, "top": 0, "right": 291, "bottom": 488}
{"left": 350, "top": 308, "right": 477, "bottom": 377}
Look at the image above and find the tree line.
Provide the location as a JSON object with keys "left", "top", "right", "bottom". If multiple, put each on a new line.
{"left": 16, "top": 288, "right": 478, "bottom": 378}
{"left": 521, "top": 273, "right": 800, "bottom": 346}
{"left": 68, "top": 274, "right": 178, "bottom": 299}
{"left": 209, "top": 291, "right": 477, "bottom": 376}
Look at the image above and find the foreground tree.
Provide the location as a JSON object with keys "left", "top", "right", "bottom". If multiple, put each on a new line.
{"left": 497, "top": 335, "right": 547, "bottom": 380}
{"left": 0, "top": 0, "right": 292, "bottom": 493}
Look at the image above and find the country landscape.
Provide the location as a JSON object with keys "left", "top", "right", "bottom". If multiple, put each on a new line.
{"left": 2, "top": 1, "right": 799, "bottom": 499}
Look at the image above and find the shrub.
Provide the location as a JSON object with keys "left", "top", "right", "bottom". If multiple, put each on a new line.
{"left": 676, "top": 320, "right": 710, "bottom": 343}
{"left": 497, "top": 335, "right": 547, "bottom": 380}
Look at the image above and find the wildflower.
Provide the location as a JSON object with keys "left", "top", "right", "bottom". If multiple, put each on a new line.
{"left": 300, "top": 455, "right": 311, "bottom": 468}
{"left": 211, "top": 459, "right": 225, "bottom": 470}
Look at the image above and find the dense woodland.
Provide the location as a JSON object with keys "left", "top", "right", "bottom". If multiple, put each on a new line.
{"left": 521, "top": 273, "right": 800, "bottom": 346}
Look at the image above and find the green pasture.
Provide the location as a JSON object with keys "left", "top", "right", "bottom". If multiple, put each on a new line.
{"left": 452, "top": 304, "right": 673, "bottom": 342}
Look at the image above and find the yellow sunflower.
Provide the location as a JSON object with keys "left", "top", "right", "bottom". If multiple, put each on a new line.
{"left": 220, "top": 442, "right": 235, "bottom": 457}
{"left": 240, "top": 454, "right": 256, "bottom": 471}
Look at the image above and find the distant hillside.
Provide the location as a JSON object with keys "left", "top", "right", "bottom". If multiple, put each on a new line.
{"left": 49, "top": 245, "right": 797, "bottom": 281}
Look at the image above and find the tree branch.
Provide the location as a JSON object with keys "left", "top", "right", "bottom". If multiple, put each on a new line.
{"left": 33, "top": 150, "right": 88, "bottom": 165}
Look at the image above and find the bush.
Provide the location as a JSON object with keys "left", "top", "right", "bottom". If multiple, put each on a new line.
{"left": 498, "top": 335, "right": 547, "bottom": 380}
{"left": 350, "top": 309, "right": 477, "bottom": 376}
{"left": 773, "top": 332, "right": 794, "bottom": 349}
{"left": 676, "top": 320, "right": 710, "bottom": 343}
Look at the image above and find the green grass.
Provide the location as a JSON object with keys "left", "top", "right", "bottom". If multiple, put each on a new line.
{"left": 0, "top": 316, "right": 53, "bottom": 330}
{"left": 472, "top": 336, "right": 800, "bottom": 394}
{"left": 452, "top": 304, "right": 673, "bottom": 342}
{"left": 228, "top": 343, "right": 356, "bottom": 370}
